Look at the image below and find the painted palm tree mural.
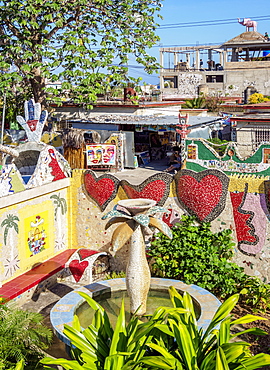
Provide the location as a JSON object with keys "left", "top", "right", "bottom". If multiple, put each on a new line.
{"left": 50, "top": 193, "right": 67, "bottom": 220}
{"left": 102, "top": 199, "right": 172, "bottom": 315}
{"left": 1, "top": 214, "right": 20, "bottom": 277}
{"left": 1, "top": 214, "right": 19, "bottom": 245}
{"left": 50, "top": 193, "right": 67, "bottom": 251}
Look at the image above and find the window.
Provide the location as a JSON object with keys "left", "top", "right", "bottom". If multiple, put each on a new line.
{"left": 206, "top": 75, "right": 224, "bottom": 83}
{"left": 253, "top": 127, "right": 270, "bottom": 145}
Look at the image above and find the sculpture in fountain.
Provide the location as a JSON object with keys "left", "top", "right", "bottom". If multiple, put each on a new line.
{"left": 102, "top": 198, "right": 172, "bottom": 315}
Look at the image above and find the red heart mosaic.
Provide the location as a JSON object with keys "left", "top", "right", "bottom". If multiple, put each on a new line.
{"left": 69, "top": 259, "right": 89, "bottom": 282}
{"left": 78, "top": 249, "right": 99, "bottom": 260}
{"left": 175, "top": 169, "right": 229, "bottom": 222}
{"left": 120, "top": 173, "right": 172, "bottom": 206}
{"left": 84, "top": 170, "right": 120, "bottom": 211}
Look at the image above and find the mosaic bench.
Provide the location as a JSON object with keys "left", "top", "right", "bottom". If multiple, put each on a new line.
{"left": 0, "top": 248, "right": 109, "bottom": 306}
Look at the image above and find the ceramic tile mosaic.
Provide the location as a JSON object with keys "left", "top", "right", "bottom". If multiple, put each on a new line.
{"left": 230, "top": 183, "right": 267, "bottom": 255}
{"left": 175, "top": 169, "right": 229, "bottom": 222}
{"left": 16, "top": 99, "right": 48, "bottom": 143}
{"left": 0, "top": 249, "right": 76, "bottom": 302}
{"left": 120, "top": 173, "right": 173, "bottom": 206}
{"left": 84, "top": 170, "right": 120, "bottom": 211}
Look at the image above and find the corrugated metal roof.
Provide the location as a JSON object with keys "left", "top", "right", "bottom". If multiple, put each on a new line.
{"left": 69, "top": 114, "right": 222, "bottom": 127}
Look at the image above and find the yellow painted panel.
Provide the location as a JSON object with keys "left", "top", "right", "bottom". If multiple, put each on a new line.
{"left": 18, "top": 202, "right": 54, "bottom": 271}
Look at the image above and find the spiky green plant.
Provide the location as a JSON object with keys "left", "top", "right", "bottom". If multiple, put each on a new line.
{"left": 41, "top": 288, "right": 270, "bottom": 370}
{"left": 182, "top": 97, "right": 206, "bottom": 109}
{"left": 0, "top": 303, "right": 52, "bottom": 369}
{"left": 140, "top": 288, "right": 270, "bottom": 370}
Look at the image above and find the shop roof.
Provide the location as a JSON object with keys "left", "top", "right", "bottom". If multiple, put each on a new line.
{"left": 231, "top": 114, "right": 270, "bottom": 122}
{"left": 70, "top": 114, "right": 222, "bottom": 128}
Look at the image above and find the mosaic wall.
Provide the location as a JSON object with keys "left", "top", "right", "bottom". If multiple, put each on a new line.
{"left": 0, "top": 183, "right": 69, "bottom": 285}
{"left": 1, "top": 160, "right": 270, "bottom": 289}
{"left": 71, "top": 169, "right": 270, "bottom": 283}
{"left": 185, "top": 139, "right": 270, "bottom": 176}
{"left": 0, "top": 144, "right": 71, "bottom": 197}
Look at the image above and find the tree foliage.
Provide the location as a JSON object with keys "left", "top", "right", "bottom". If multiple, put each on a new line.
{"left": 248, "top": 93, "right": 269, "bottom": 104}
{"left": 0, "top": 0, "right": 162, "bottom": 108}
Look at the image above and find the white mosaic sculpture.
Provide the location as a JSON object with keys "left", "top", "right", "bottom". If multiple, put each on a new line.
{"left": 102, "top": 198, "right": 172, "bottom": 315}
{"left": 17, "top": 99, "right": 48, "bottom": 142}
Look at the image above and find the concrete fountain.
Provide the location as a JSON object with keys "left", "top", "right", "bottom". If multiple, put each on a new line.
{"left": 50, "top": 198, "right": 221, "bottom": 347}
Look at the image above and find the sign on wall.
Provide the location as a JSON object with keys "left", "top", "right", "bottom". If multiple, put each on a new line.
{"left": 86, "top": 145, "right": 116, "bottom": 166}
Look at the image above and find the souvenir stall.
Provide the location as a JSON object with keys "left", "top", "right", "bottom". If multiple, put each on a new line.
{"left": 124, "top": 122, "right": 179, "bottom": 166}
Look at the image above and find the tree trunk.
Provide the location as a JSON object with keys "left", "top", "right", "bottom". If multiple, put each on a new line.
{"left": 30, "top": 68, "right": 47, "bottom": 109}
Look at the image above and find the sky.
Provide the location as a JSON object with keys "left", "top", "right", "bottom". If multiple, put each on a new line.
{"left": 129, "top": 0, "right": 270, "bottom": 84}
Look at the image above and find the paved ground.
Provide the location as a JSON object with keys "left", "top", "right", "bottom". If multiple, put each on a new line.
{"left": 107, "top": 157, "right": 170, "bottom": 184}
{"left": 21, "top": 281, "right": 82, "bottom": 359}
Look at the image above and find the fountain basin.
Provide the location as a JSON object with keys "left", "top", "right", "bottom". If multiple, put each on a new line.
{"left": 50, "top": 278, "right": 221, "bottom": 346}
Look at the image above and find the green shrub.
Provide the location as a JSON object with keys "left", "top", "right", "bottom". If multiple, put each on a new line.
{"left": 105, "top": 271, "right": 126, "bottom": 280}
{"left": 0, "top": 303, "right": 52, "bottom": 369}
{"left": 240, "top": 276, "right": 270, "bottom": 313}
{"left": 41, "top": 288, "right": 270, "bottom": 370}
{"left": 148, "top": 215, "right": 246, "bottom": 298}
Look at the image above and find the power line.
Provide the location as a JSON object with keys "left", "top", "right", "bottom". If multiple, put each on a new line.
{"left": 158, "top": 15, "right": 270, "bottom": 29}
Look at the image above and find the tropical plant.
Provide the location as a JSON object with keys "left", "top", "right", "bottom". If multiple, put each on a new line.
{"left": 40, "top": 290, "right": 181, "bottom": 370}
{"left": 1, "top": 214, "right": 19, "bottom": 245}
{"left": 148, "top": 215, "right": 247, "bottom": 298}
{"left": 140, "top": 287, "right": 270, "bottom": 370}
{"left": 240, "top": 276, "right": 270, "bottom": 313}
{"left": 41, "top": 288, "right": 270, "bottom": 370}
{"left": 0, "top": 0, "right": 162, "bottom": 109}
{"left": 0, "top": 303, "right": 52, "bottom": 369}
{"left": 182, "top": 97, "right": 206, "bottom": 109}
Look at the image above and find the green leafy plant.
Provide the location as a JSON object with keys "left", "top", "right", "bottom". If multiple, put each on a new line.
{"left": 41, "top": 288, "right": 270, "bottom": 370}
{"left": 207, "top": 138, "right": 229, "bottom": 156}
{"left": 182, "top": 97, "right": 206, "bottom": 109}
{"left": 105, "top": 271, "right": 126, "bottom": 280}
{"left": 148, "top": 215, "right": 246, "bottom": 298}
{"left": 0, "top": 303, "right": 52, "bottom": 369}
{"left": 240, "top": 276, "right": 270, "bottom": 313}
{"left": 0, "top": 0, "right": 162, "bottom": 109}
{"left": 40, "top": 290, "right": 172, "bottom": 370}
{"left": 140, "top": 287, "right": 270, "bottom": 370}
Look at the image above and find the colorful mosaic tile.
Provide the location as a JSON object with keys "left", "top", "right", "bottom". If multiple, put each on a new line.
{"left": 120, "top": 173, "right": 172, "bottom": 206}
{"left": 84, "top": 170, "right": 120, "bottom": 212}
{"left": 175, "top": 169, "right": 229, "bottom": 222}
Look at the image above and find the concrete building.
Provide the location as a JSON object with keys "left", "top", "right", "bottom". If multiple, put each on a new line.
{"left": 230, "top": 101, "right": 270, "bottom": 156}
{"left": 159, "top": 30, "right": 270, "bottom": 100}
